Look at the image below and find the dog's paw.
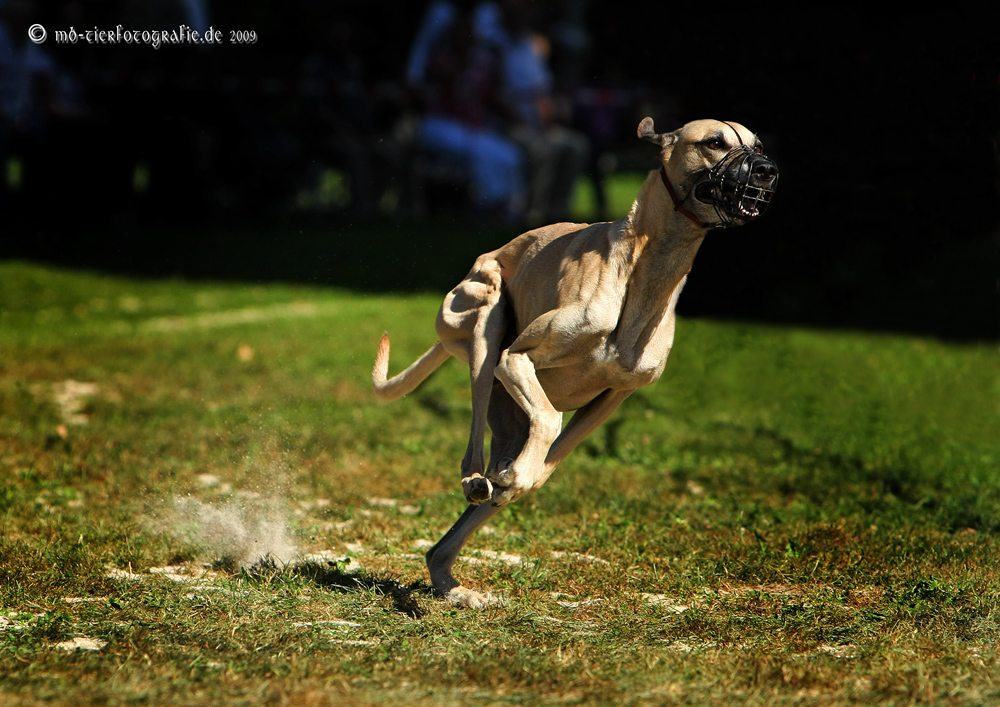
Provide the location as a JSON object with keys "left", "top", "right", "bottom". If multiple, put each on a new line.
{"left": 443, "top": 585, "right": 496, "bottom": 609}
{"left": 461, "top": 474, "right": 493, "bottom": 505}
{"left": 486, "top": 459, "right": 531, "bottom": 506}
{"left": 486, "top": 457, "right": 515, "bottom": 485}
{"left": 490, "top": 484, "right": 526, "bottom": 507}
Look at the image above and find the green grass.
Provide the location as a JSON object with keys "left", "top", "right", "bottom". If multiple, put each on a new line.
{"left": 570, "top": 172, "right": 648, "bottom": 222}
{"left": 1, "top": 260, "right": 999, "bottom": 706}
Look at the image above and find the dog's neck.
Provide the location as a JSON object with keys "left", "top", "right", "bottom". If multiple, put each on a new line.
{"left": 614, "top": 169, "right": 709, "bottom": 363}
{"left": 623, "top": 168, "right": 708, "bottom": 286}
{"left": 659, "top": 166, "right": 711, "bottom": 229}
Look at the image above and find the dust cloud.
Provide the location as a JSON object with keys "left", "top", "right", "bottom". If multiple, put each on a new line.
{"left": 168, "top": 494, "right": 298, "bottom": 568}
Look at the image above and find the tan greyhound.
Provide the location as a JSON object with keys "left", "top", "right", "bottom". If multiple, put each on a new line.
{"left": 373, "top": 118, "right": 778, "bottom": 607}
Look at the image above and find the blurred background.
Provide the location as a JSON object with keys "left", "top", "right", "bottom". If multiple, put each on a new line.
{"left": 1, "top": 0, "right": 997, "bottom": 340}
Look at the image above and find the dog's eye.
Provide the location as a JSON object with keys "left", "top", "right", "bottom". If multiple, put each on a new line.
{"left": 705, "top": 139, "right": 722, "bottom": 150}
{"left": 754, "top": 144, "right": 762, "bottom": 154}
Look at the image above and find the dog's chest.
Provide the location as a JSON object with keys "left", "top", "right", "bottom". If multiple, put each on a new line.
{"left": 537, "top": 333, "right": 672, "bottom": 411}
{"left": 535, "top": 279, "right": 683, "bottom": 411}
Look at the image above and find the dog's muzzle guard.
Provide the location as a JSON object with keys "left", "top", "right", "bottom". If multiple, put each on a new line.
{"left": 694, "top": 145, "right": 778, "bottom": 228}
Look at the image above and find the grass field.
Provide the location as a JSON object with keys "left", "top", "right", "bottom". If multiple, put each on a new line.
{"left": 1, "top": 259, "right": 999, "bottom": 706}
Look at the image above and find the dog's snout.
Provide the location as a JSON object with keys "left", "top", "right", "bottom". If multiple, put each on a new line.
{"left": 752, "top": 159, "right": 778, "bottom": 183}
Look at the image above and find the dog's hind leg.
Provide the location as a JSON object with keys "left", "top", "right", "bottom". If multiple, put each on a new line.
{"left": 437, "top": 256, "right": 507, "bottom": 504}
{"left": 426, "top": 501, "right": 503, "bottom": 608}
{"left": 426, "top": 382, "right": 527, "bottom": 607}
{"left": 460, "top": 298, "right": 506, "bottom": 503}
{"left": 486, "top": 378, "right": 530, "bottom": 478}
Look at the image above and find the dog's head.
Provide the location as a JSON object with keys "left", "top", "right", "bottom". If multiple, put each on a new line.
{"left": 639, "top": 118, "right": 778, "bottom": 228}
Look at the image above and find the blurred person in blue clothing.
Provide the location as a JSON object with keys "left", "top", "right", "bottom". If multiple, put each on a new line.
{"left": 0, "top": 0, "right": 57, "bottom": 139}
{"left": 406, "top": 0, "right": 526, "bottom": 221}
{"left": 474, "top": 0, "right": 589, "bottom": 226}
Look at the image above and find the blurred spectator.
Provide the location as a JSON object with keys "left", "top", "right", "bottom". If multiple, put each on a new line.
{"left": 298, "top": 20, "right": 399, "bottom": 216}
{"left": 180, "top": 0, "right": 209, "bottom": 35}
{"left": 475, "top": 0, "right": 589, "bottom": 226}
{"left": 0, "top": 0, "right": 76, "bottom": 217}
{"left": 547, "top": 0, "right": 591, "bottom": 94}
{"left": 119, "top": 0, "right": 203, "bottom": 34}
{"left": 0, "top": 0, "right": 56, "bottom": 137}
{"left": 406, "top": 0, "right": 526, "bottom": 221}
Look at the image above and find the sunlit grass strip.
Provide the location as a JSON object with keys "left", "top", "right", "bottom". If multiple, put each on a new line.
{"left": 0, "top": 261, "right": 998, "bottom": 706}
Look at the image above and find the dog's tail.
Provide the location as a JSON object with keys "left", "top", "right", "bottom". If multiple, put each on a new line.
{"left": 372, "top": 333, "right": 451, "bottom": 401}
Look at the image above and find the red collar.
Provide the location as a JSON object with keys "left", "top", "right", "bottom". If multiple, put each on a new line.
{"left": 660, "top": 166, "right": 710, "bottom": 229}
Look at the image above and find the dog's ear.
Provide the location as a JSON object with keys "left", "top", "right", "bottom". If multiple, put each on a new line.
{"left": 637, "top": 117, "right": 678, "bottom": 148}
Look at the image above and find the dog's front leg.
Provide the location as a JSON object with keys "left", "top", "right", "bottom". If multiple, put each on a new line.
{"left": 534, "top": 388, "right": 632, "bottom": 489}
{"left": 490, "top": 347, "right": 564, "bottom": 506}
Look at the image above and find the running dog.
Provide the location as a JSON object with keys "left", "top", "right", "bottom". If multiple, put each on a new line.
{"left": 373, "top": 118, "right": 778, "bottom": 607}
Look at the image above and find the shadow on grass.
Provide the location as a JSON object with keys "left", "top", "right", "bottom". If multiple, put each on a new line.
{"left": 239, "top": 556, "right": 431, "bottom": 618}
{"left": 3, "top": 213, "right": 998, "bottom": 340}
{"left": 696, "top": 421, "right": 1000, "bottom": 532}
{"left": 3, "top": 218, "right": 512, "bottom": 297}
